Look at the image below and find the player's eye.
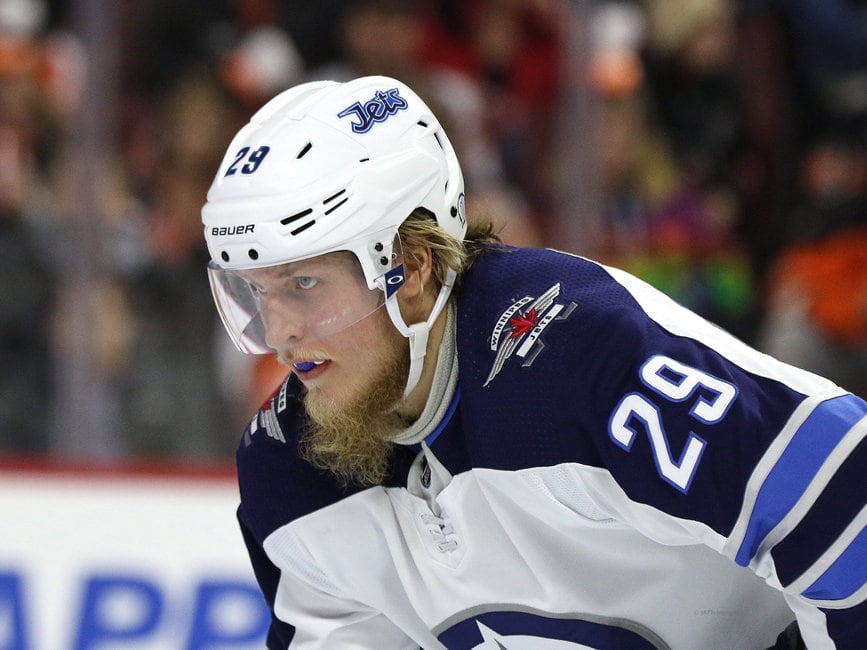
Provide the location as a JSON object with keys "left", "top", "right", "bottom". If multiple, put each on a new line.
{"left": 296, "top": 276, "right": 318, "bottom": 290}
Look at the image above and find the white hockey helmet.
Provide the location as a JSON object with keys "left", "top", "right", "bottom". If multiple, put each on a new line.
{"left": 202, "top": 75, "right": 467, "bottom": 395}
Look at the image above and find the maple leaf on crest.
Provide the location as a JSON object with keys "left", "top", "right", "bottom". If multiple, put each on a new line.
{"left": 508, "top": 308, "right": 539, "bottom": 339}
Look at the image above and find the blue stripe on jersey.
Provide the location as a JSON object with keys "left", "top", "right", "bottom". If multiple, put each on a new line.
{"left": 736, "top": 394, "right": 867, "bottom": 567}
{"left": 771, "top": 435, "right": 867, "bottom": 588}
{"left": 803, "top": 525, "right": 867, "bottom": 600}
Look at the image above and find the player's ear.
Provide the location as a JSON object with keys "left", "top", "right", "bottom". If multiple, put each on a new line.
{"left": 399, "top": 242, "right": 434, "bottom": 301}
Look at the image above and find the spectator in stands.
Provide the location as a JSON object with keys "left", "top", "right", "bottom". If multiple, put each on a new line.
{"left": 422, "top": 0, "right": 566, "bottom": 219}
{"left": 0, "top": 0, "right": 57, "bottom": 453}
{"left": 758, "top": 134, "right": 867, "bottom": 399}
{"left": 0, "top": 127, "right": 54, "bottom": 453}
{"left": 590, "top": 0, "right": 756, "bottom": 339}
{"left": 116, "top": 68, "right": 248, "bottom": 459}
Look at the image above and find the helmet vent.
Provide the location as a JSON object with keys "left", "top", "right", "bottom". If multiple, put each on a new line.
{"left": 417, "top": 120, "right": 428, "bottom": 127}
{"left": 290, "top": 221, "right": 315, "bottom": 236}
{"left": 324, "top": 198, "right": 348, "bottom": 215}
{"left": 281, "top": 208, "right": 316, "bottom": 235}
{"left": 281, "top": 208, "right": 313, "bottom": 226}
{"left": 323, "top": 189, "right": 346, "bottom": 204}
{"left": 323, "top": 189, "right": 348, "bottom": 216}
{"left": 296, "top": 142, "right": 313, "bottom": 159}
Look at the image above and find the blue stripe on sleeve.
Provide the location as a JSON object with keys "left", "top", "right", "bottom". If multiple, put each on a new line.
{"left": 803, "top": 524, "right": 867, "bottom": 600}
{"left": 736, "top": 394, "right": 867, "bottom": 567}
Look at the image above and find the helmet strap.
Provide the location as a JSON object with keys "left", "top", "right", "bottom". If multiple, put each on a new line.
{"left": 384, "top": 267, "right": 456, "bottom": 398}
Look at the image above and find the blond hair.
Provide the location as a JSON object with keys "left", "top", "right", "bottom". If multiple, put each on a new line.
{"left": 398, "top": 209, "right": 502, "bottom": 290}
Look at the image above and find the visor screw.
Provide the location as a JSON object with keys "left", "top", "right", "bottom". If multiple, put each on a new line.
{"left": 248, "top": 249, "right": 259, "bottom": 260}
{"left": 450, "top": 206, "right": 458, "bottom": 217}
{"left": 374, "top": 242, "right": 384, "bottom": 252}
{"left": 379, "top": 256, "right": 388, "bottom": 266}
{"left": 221, "top": 251, "right": 230, "bottom": 262}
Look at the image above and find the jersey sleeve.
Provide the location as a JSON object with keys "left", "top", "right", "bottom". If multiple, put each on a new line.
{"left": 457, "top": 249, "right": 867, "bottom": 649}
{"left": 722, "top": 389, "right": 867, "bottom": 648}
{"left": 593, "top": 264, "right": 867, "bottom": 649}
{"left": 237, "top": 510, "right": 296, "bottom": 648}
{"left": 239, "top": 501, "right": 419, "bottom": 649}
{"left": 234, "top": 377, "right": 419, "bottom": 648}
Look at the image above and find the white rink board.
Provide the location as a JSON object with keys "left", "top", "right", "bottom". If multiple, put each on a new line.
{"left": 0, "top": 464, "right": 269, "bottom": 649}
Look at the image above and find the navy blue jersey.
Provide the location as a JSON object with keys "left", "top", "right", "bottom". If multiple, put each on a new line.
{"left": 236, "top": 246, "right": 867, "bottom": 649}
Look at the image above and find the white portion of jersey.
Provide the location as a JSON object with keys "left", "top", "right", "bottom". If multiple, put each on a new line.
{"left": 263, "top": 445, "right": 802, "bottom": 649}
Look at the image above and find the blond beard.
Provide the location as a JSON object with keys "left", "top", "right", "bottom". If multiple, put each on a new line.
{"left": 299, "top": 339, "right": 411, "bottom": 487}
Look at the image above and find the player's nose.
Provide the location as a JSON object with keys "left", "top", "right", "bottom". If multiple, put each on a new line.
{"left": 261, "top": 300, "right": 306, "bottom": 348}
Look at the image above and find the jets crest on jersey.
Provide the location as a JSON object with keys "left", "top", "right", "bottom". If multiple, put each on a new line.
{"left": 484, "top": 282, "right": 577, "bottom": 386}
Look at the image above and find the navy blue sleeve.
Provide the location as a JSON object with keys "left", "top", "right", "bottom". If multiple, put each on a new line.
{"left": 233, "top": 375, "right": 417, "bottom": 645}
{"left": 238, "top": 508, "right": 296, "bottom": 648}
{"left": 234, "top": 377, "right": 357, "bottom": 647}
{"left": 824, "top": 600, "right": 867, "bottom": 650}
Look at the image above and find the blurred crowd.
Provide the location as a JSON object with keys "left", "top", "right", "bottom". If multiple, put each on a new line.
{"left": 1, "top": 0, "right": 866, "bottom": 463}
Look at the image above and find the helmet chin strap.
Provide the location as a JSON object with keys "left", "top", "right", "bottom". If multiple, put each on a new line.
{"left": 384, "top": 267, "right": 456, "bottom": 398}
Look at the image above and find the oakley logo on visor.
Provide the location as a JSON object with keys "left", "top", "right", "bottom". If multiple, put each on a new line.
{"left": 384, "top": 265, "right": 405, "bottom": 298}
{"left": 337, "top": 88, "right": 408, "bottom": 134}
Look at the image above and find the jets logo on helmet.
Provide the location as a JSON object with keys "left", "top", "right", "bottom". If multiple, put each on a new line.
{"left": 337, "top": 88, "right": 409, "bottom": 134}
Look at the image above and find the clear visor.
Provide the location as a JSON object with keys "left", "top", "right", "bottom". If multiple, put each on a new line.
{"left": 208, "top": 249, "right": 396, "bottom": 354}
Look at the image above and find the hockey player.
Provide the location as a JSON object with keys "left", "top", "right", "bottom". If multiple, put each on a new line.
{"left": 201, "top": 76, "right": 866, "bottom": 649}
